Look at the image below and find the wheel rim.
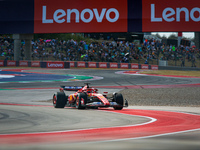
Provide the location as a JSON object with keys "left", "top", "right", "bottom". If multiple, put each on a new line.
{"left": 53, "top": 95, "right": 57, "bottom": 104}
{"left": 76, "top": 96, "right": 79, "bottom": 106}
{"left": 81, "top": 98, "right": 84, "bottom": 105}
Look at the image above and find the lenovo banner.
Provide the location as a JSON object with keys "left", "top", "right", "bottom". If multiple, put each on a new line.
{"left": 46, "top": 61, "right": 64, "bottom": 68}
{"left": 34, "top": 0, "right": 127, "bottom": 33}
{"left": 142, "top": 0, "right": 200, "bottom": 32}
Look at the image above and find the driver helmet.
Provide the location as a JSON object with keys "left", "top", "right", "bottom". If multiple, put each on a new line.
{"left": 87, "top": 88, "right": 98, "bottom": 93}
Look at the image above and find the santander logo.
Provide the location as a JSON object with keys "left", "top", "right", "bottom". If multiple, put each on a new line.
{"left": 151, "top": 4, "right": 200, "bottom": 22}
{"left": 42, "top": 6, "right": 119, "bottom": 24}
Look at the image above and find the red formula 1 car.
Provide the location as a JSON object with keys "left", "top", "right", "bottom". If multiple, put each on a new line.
{"left": 53, "top": 83, "right": 128, "bottom": 110}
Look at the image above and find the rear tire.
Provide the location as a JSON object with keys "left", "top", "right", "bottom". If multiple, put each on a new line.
{"left": 76, "top": 93, "right": 87, "bottom": 109}
{"left": 113, "top": 93, "right": 124, "bottom": 110}
{"left": 53, "top": 92, "right": 67, "bottom": 108}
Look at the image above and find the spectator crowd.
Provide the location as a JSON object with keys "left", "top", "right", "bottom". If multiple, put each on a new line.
{"left": 1, "top": 35, "right": 200, "bottom": 67}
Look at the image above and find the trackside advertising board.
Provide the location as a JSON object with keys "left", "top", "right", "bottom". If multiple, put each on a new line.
{"left": 7, "top": 61, "right": 16, "bottom": 67}
{"left": 0, "top": 60, "right": 158, "bottom": 70}
{"left": 110, "top": 63, "right": 118, "bottom": 68}
{"left": 0, "top": 61, "right": 4, "bottom": 67}
{"left": 131, "top": 64, "right": 139, "bottom": 69}
{"left": 151, "top": 65, "right": 159, "bottom": 70}
{"left": 31, "top": 61, "right": 40, "bottom": 67}
{"left": 70, "top": 62, "right": 75, "bottom": 67}
{"left": 46, "top": 61, "right": 64, "bottom": 68}
{"left": 142, "top": 0, "right": 200, "bottom": 32}
{"left": 141, "top": 64, "right": 149, "bottom": 69}
{"left": 99, "top": 62, "right": 107, "bottom": 68}
{"left": 120, "top": 63, "right": 129, "bottom": 69}
{"left": 34, "top": 0, "right": 127, "bottom": 33}
{"left": 88, "top": 62, "right": 97, "bottom": 68}
{"left": 19, "top": 61, "right": 28, "bottom": 67}
{"left": 77, "top": 62, "right": 86, "bottom": 68}
{"left": 1, "top": 0, "right": 199, "bottom": 33}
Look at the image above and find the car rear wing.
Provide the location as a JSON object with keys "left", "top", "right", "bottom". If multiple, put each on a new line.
{"left": 60, "top": 86, "right": 83, "bottom": 91}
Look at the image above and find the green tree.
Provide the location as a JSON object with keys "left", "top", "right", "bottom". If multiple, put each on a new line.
{"left": 161, "top": 35, "right": 167, "bottom": 39}
{"left": 34, "top": 33, "right": 88, "bottom": 42}
{"left": 168, "top": 34, "right": 177, "bottom": 39}
{"left": 155, "top": 33, "right": 162, "bottom": 39}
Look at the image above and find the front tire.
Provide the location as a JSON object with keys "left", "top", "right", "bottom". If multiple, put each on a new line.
{"left": 76, "top": 93, "right": 87, "bottom": 109}
{"left": 53, "top": 92, "right": 67, "bottom": 108}
{"left": 113, "top": 93, "right": 124, "bottom": 110}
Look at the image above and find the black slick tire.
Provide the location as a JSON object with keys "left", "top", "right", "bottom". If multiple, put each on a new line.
{"left": 53, "top": 92, "right": 67, "bottom": 108}
{"left": 113, "top": 93, "right": 124, "bottom": 110}
{"left": 76, "top": 93, "right": 87, "bottom": 109}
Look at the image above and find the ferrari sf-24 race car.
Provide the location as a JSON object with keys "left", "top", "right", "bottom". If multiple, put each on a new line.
{"left": 53, "top": 83, "right": 128, "bottom": 110}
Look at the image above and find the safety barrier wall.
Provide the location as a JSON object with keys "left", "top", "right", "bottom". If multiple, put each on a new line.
{"left": 0, "top": 60, "right": 70, "bottom": 69}
{"left": 0, "top": 60, "right": 158, "bottom": 70}
{"left": 71, "top": 62, "right": 158, "bottom": 70}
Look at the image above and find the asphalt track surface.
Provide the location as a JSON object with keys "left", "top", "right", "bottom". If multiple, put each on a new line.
{"left": 0, "top": 68, "right": 200, "bottom": 150}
